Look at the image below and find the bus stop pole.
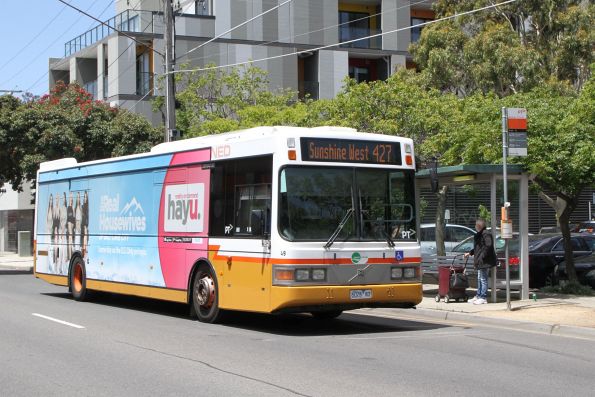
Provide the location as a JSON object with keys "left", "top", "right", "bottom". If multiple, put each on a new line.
{"left": 502, "top": 108, "right": 511, "bottom": 311}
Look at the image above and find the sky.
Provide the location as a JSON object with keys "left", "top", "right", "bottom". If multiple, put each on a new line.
{"left": 0, "top": 1, "right": 117, "bottom": 97}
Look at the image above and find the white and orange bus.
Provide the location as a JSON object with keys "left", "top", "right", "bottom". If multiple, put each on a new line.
{"left": 34, "top": 126, "right": 422, "bottom": 322}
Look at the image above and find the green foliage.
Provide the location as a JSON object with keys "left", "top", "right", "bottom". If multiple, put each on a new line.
{"left": 478, "top": 204, "right": 491, "bottom": 226}
{"left": 541, "top": 281, "right": 594, "bottom": 296}
{"left": 173, "top": 64, "right": 297, "bottom": 137}
{"left": 411, "top": 0, "right": 594, "bottom": 95}
{"left": 0, "top": 82, "right": 160, "bottom": 192}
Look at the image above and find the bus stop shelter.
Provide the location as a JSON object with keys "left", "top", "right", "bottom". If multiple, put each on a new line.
{"left": 416, "top": 164, "right": 530, "bottom": 301}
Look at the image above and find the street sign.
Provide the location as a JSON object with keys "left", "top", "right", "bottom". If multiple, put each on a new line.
{"left": 507, "top": 108, "right": 527, "bottom": 131}
{"left": 508, "top": 131, "right": 527, "bottom": 156}
{"left": 506, "top": 108, "right": 527, "bottom": 157}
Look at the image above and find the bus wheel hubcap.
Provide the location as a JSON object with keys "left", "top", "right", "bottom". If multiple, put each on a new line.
{"left": 197, "top": 276, "right": 215, "bottom": 307}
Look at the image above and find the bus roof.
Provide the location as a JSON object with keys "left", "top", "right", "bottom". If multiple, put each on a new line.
{"left": 39, "top": 126, "right": 414, "bottom": 174}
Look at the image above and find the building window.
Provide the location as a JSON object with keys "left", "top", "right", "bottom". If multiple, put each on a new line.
{"left": 339, "top": 11, "right": 370, "bottom": 48}
{"left": 411, "top": 16, "right": 433, "bottom": 43}
{"left": 194, "top": 0, "right": 212, "bottom": 16}
{"left": 136, "top": 48, "right": 152, "bottom": 96}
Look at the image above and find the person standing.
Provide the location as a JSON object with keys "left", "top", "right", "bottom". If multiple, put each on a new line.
{"left": 464, "top": 218, "right": 497, "bottom": 305}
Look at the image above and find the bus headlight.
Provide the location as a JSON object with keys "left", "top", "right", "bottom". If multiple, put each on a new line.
{"left": 295, "top": 269, "right": 310, "bottom": 281}
{"left": 312, "top": 269, "right": 326, "bottom": 281}
{"left": 404, "top": 267, "right": 416, "bottom": 279}
{"left": 391, "top": 267, "right": 403, "bottom": 279}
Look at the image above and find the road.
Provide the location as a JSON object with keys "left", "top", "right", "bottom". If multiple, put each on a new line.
{"left": 1, "top": 272, "right": 594, "bottom": 397}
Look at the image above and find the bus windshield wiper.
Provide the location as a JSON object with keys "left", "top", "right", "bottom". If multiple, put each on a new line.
{"left": 382, "top": 226, "right": 395, "bottom": 247}
{"left": 324, "top": 208, "right": 354, "bottom": 249}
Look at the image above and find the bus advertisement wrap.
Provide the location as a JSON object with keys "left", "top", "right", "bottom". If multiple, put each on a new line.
{"left": 36, "top": 149, "right": 210, "bottom": 289}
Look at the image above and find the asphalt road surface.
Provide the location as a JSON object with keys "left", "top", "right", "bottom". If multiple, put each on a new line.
{"left": 1, "top": 272, "right": 594, "bottom": 397}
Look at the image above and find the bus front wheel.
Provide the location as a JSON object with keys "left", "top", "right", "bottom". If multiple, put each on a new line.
{"left": 70, "top": 257, "right": 88, "bottom": 301}
{"left": 192, "top": 265, "right": 224, "bottom": 323}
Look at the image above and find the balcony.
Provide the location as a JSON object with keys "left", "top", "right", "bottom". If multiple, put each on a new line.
{"left": 64, "top": 10, "right": 156, "bottom": 57}
{"left": 339, "top": 27, "right": 382, "bottom": 49}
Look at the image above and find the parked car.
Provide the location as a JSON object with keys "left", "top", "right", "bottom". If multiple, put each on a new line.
{"left": 450, "top": 232, "right": 521, "bottom": 281}
{"left": 419, "top": 223, "right": 476, "bottom": 257}
{"left": 573, "top": 221, "right": 595, "bottom": 234}
{"left": 525, "top": 234, "right": 594, "bottom": 287}
{"left": 556, "top": 253, "right": 595, "bottom": 289}
{"left": 450, "top": 233, "right": 595, "bottom": 288}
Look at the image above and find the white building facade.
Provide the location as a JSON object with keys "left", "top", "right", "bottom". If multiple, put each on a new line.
{"left": 0, "top": 183, "right": 34, "bottom": 254}
{"left": 49, "top": 0, "right": 435, "bottom": 125}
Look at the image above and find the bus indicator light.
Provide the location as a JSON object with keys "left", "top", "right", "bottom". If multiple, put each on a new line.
{"left": 274, "top": 269, "right": 294, "bottom": 281}
{"left": 288, "top": 150, "right": 297, "bottom": 160}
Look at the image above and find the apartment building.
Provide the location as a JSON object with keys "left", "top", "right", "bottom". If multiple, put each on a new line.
{"left": 48, "top": 0, "right": 435, "bottom": 125}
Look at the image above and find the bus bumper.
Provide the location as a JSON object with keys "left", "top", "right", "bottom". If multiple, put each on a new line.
{"left": 270, "top": 283, "right": 423, "bottom": 314}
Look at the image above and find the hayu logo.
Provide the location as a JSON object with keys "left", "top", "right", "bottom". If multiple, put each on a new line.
{"left": 164, "top": 183, "right": 204, "bottom": 232}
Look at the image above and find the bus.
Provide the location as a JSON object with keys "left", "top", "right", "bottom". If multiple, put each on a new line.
{"left": 34, "top": 126, "right": 422, "bottom": 322}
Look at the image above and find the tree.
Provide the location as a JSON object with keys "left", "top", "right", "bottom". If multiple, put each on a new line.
{"left": 411, "top": 0, "right": 594, "bottom": 96}
{"left": 422, "top": 76, "right": 594, "bottom": 282}
{"left": 172, "top": 64, "right": 296, "bottom": 137}
{"left": 0, "top": 82, "right": 161, "bottom": 193}
{"left": 512, "top": 74, "right": 595, "bottom": 282}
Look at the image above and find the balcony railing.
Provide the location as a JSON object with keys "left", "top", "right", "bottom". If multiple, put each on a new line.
{"left": 339, "top": 27, "right": 382, "bottom": 49}
{"left": 64, "top": 10, "right": 156, "bottom": 57}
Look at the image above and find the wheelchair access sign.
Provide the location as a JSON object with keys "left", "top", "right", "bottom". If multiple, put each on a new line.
{"left": 395, "top": 250, "right": 404, "bottom": 261}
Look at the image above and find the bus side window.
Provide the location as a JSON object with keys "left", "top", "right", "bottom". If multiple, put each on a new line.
{"left": 209, "top": 155, "right": 273, "bottom": 237}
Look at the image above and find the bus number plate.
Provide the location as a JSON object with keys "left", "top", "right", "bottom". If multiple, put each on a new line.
{"left": 350, "top": 289, "right": 372, "bottom": 300}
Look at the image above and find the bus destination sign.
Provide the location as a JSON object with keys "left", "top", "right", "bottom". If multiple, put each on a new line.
{"left": 301, "top": 138, "right": 401, "bottom": 165}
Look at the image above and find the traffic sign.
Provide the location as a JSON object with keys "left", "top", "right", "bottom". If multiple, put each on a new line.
{"left": 507, "top": 108, "right": 527, "bottom": 132}
{"left": 508, "top": 131, "right": 527, "bottom": 156}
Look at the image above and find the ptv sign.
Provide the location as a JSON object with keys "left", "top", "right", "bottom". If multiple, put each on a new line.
{"left": 506, "top": 108, "right": 527, "bottom": 157}
{"left": 506, "top": 108, "right": 527, "bottom": 131}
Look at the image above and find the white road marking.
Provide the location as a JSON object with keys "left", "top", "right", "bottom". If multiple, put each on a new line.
{"left": 32, "top": 313, "right": 85, "bottom": 329}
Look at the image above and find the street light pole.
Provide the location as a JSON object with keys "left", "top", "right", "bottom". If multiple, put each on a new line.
{"left": 502, "top": 107, "right": 511, "bottom": 311}
{"left": 164, "top": 0, "right": 176, "bottom": 143}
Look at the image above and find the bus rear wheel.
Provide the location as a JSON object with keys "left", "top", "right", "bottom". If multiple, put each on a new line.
{"left": 192, "top": 265, "right": 224, "bottom": 323}
{"left": 70, "top": 257, "right": 88, "bottom": 301}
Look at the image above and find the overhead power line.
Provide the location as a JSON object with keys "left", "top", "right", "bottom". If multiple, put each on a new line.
{"left": 172, "top": 0, "right": 518, "bottom": 76}
{"left": 0, "top": 3, "right": 68, "bottom": 74}
{"left": 179, "top": 0, "right": 429, "bottom": 67}
{"left": 3, "top": 0, "right": 103, "bottom": 91}
{"left": 56, "top": 0, "right": 164, "bottom": 58}
{"left": 177, "top": 0, "right": 293, "bottom": 61}
{"left": 24, "top": 0, "right": 114, "bottom": 94}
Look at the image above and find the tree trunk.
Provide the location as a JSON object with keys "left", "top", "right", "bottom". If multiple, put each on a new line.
{"left": 435, "top": 185, "right": 448, "bottom": 256}
{"left": 558, "top": 201, "right": 578, "bottom": 283}
{"left": 538, "top": 191, "right": 579, "bottom": 283}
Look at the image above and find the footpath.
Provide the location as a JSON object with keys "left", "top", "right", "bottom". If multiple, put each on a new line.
{"left": 388, "top": 283, "right": 595, "bottom": 340}
{"left": 2, "top": 253, "right": 595, "bottom": 339}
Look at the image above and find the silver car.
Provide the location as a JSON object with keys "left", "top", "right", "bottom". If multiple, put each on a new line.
{"left": 420, "top": 223, "right": 476, "bottom": 257}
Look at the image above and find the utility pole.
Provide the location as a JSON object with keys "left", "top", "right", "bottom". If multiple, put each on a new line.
{"left": 164, "top": 0, "right": 176, "bottom": 142}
